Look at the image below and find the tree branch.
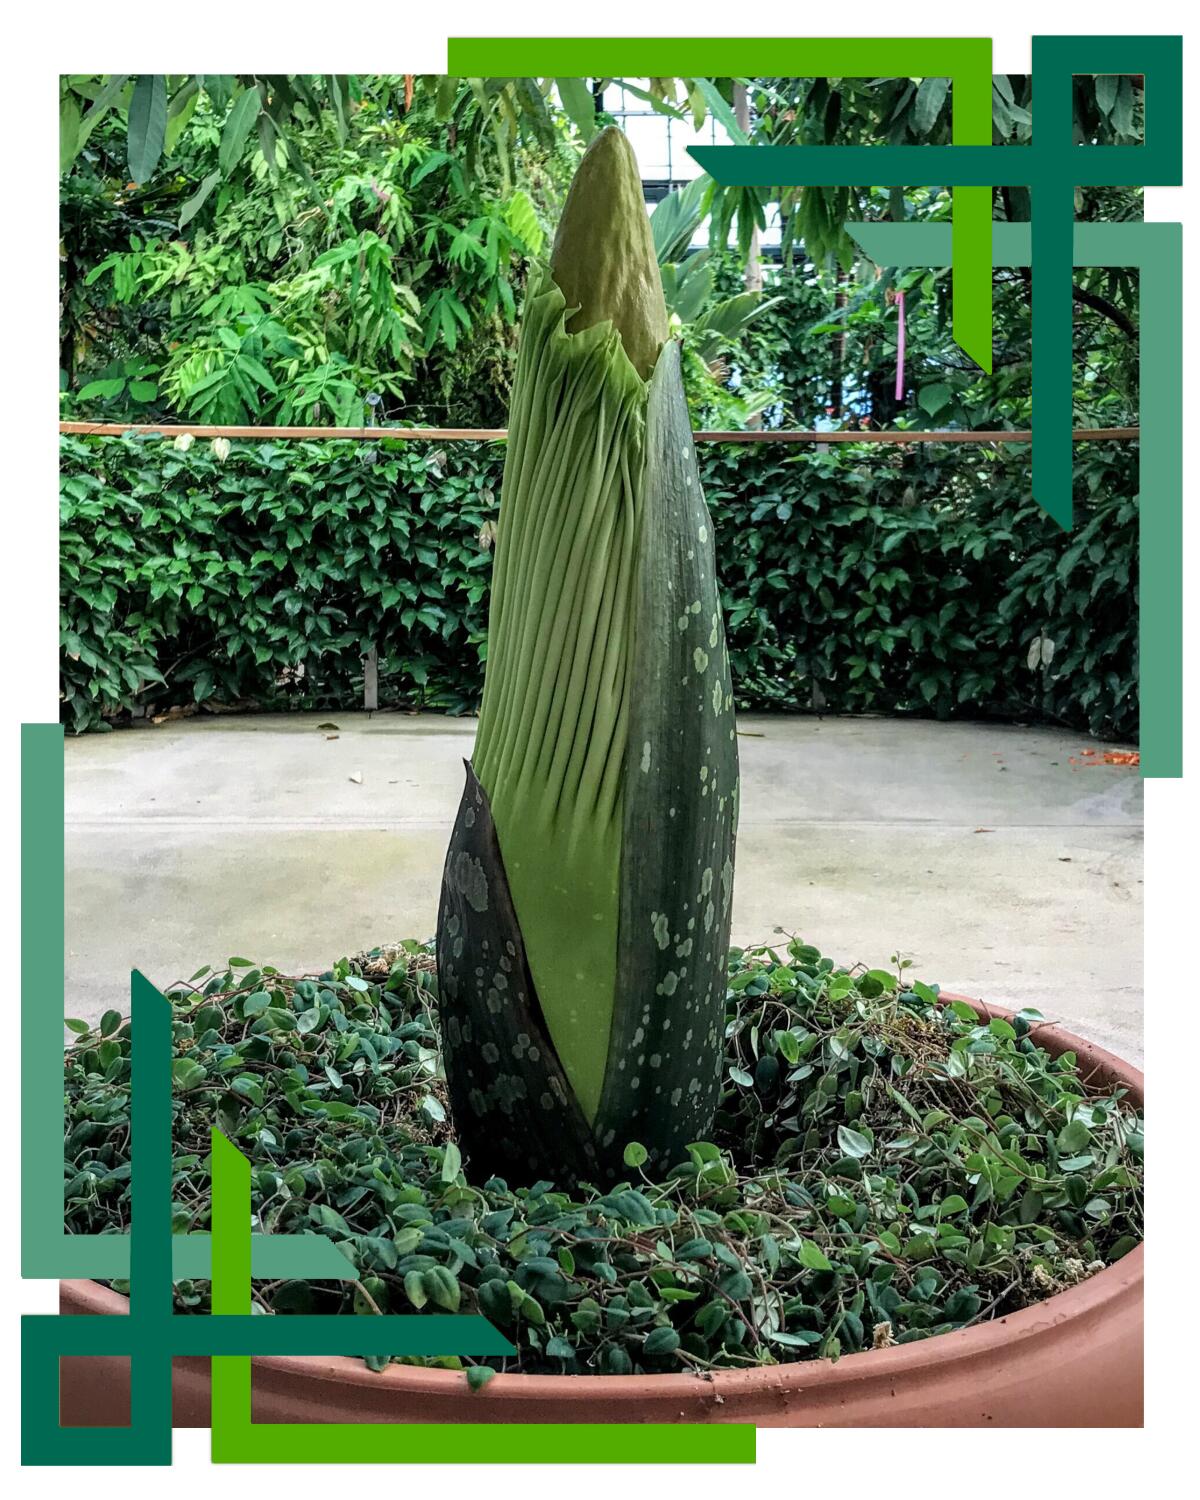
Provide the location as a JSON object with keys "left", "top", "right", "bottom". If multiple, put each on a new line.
{"left": 1014, "top": 265, "right": 1137, "bottom": 340}
{"left": 1070, "top": 283, "right": 1138, "bottom": 340}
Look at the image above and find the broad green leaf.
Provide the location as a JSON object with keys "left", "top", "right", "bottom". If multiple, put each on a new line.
{"left": 325, "top": 75, "right": 348, "bottom": 144}
{"left": 1095, "top": 74, "right": 1119, "bottom": 120}
{"left": 171, "top": 1057, "right": 207, "bottom": 1092}
{"left": 913, "top": 76, "right": 950, "bottom": 135}
{"left": 555, "top": 77, "right": 596, "bottom": 141}
{"left": 650, "top": 176, "right": 711, "bottom": 264}
{"left": 219, "top": 86, "right": 262, "bottom": 176}
{"left": 1111, "top": 76, "right": 1136, "bottom": 138}
{"left": 423, "top": 1266, "right": 461, "bottom": 1311}
{"left": 77, "top": 74, "right": 130, "bottom": 150}
{"left": 257, "top": 112, "right": 278, "bottom": 171}
{"left": 231, "top": 1074, "right": 263, "bottom": 1106}
{"left": 127, "top": 75, "right": 168, "bottom": 184}
{"left": 918, "top": 382, "right": 952, "bottom": 416}
{"left": 165, "top": 80, "right": 200, "bottom": 154}
{"left": 797, "top": 1239, "right": 833, "bottom": 1271}
{"left": 60, "top": 91, "right": 82, "bottom": 175}
{"left": 693, "top": 78, "right": 749, "bottom": 145}
{"left": 201, "top": 75, "right": 236, "bottom": 111}
{"left": 643, "top": 1326, "right": 680, "bottom": 1356}
{"left": 77, "top": 378, "right": 125, "bottom": 401}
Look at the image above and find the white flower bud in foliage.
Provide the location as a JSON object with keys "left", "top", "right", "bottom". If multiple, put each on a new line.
{"left": 436, "top": 127, "right": 739, "bottom": 1186}
{"left": 172, "top": 432, "right": 194, "bottom": 452}
{"left": 210, "top": 437, "right": 231, "bottom": 462}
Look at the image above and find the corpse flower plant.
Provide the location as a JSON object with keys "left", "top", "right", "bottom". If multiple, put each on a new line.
{"left": 437, "top": 127, "right": 738, "bottom": 1184}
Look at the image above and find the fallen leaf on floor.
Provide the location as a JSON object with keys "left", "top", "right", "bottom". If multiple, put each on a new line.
{"left": 1068, "top": 748, "right": 1139, "bottom": 768}
{"left": 318, "top": 722, "right": 339, "bottom": 730}
{"left": 325, "top": 734, "right": 339, "bottom": 740}
{"left": 736, "top": 731, "right": 765, "bottom": 738}
{"left": 150, "top": 703, "right": 199, "bottom": 725}
{"left": 973, "top": 827, "right": 994, "bottom": 834}
{"left": 349, "top": 771, "right": 363, "bottom": 784}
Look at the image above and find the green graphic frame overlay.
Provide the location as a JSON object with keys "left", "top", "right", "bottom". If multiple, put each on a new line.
{"left": 449, "top": 36, "right": 1180, "bottom": 774}
{"left": 22, "top": 725, "right": 754, "bottom": 1464}
{"left": 24, "top": 959, "right": 519, "bottom": 1467}
{"left": 843, "top": 221, "right": 1180, "bottom": 778}
{"left": 683, "top": 34, "right": 1182, "bottom": 529}
{"left": 22, "top": 722, "right": 356, "bottom": 1283}
{"left": 207, "top": 1131, "right": 751, "bottom": 1463}
{"left": 26, "top": 31, "right": 1180, "bottom": 1468}
{"left": 451, "top": 37, "right": 1182, "bottom": 530}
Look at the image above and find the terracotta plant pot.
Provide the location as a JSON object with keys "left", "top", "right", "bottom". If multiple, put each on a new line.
{"left": 59, "top": 996, "right": 1143, "bottom": 1428}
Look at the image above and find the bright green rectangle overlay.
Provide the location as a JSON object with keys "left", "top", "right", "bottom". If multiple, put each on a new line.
{"left": 24, "top": 971, "right": 519, "bottom": 1466}
{"left": 209, "top": 1130, "right": 755, "bottom": 1462}
{"left": 28, "top": 726, "right": 753, "bottom": 1462}
{"left": 448, "top": 38, "right": 994, "bottom": 372}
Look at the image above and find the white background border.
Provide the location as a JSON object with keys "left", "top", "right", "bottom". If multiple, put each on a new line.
{"left": 5, "top": 0, "right": 1191, "bottom": 1485}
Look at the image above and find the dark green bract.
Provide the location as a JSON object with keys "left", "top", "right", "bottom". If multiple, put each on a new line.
{"left": 64, "top": 939, "right": 1143, "bottom": 1380}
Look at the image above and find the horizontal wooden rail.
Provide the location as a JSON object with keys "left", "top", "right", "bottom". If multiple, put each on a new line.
{"left": 60, "top": 422, "right": 509, "bottom": 441}
{"left": 60, "top": 421, "right": 1140, "bottom": 445}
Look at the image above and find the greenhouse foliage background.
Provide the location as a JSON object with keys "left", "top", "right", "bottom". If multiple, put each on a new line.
{"left": 59, "top": 74, "right": 1141, "bottom": 738}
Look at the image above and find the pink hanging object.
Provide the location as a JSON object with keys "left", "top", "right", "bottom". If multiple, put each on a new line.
{"left": 895, "top": 289, "right": 907, "bottom": 402}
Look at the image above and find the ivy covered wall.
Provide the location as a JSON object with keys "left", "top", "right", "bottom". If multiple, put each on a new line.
{"left": 61, "top": 433, "right": 1138, "bottom": 741}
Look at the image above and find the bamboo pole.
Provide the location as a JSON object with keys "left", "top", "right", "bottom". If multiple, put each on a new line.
{"left": 59, "top": 422, "right": 1140, "bottom": 444}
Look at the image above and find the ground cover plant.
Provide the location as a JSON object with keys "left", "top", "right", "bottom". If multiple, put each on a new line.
{"left": 64, "top": 938, "right": 1144, "bottom": 1384}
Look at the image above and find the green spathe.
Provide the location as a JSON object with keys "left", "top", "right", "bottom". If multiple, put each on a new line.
{"left": 470, "top": 269, "right": 645, "bottom": 1123}
{"left": 438, "top": 125, "right": 737, "bottom": 1176}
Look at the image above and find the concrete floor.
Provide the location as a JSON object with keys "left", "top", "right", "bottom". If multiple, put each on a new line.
{"left": 64, "top": 713, "right": 1144, "bottom": 1063}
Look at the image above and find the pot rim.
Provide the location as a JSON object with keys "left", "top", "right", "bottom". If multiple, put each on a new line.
{"left": 64, "top": 992, "right": 1143, "bottom": 1402}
